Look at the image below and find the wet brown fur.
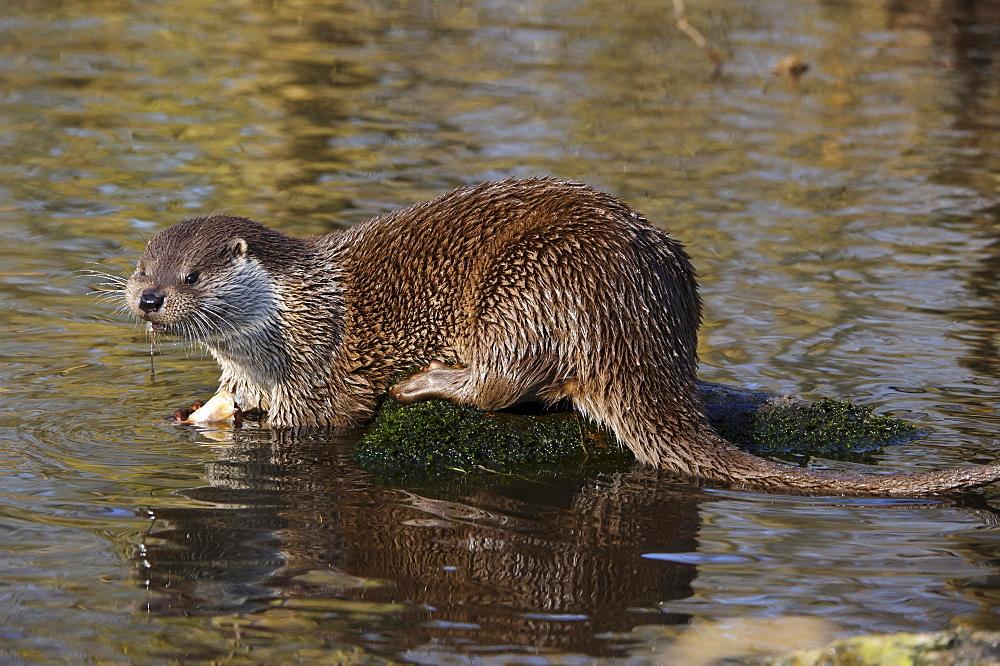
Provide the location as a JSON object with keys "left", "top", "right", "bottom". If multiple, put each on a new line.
{"left": 125, "top": 177, "right": 1000, "bottom": 495}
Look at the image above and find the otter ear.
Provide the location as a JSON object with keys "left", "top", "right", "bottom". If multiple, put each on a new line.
{"left": 229, "top": 238, "right": 249, "bottom": 259}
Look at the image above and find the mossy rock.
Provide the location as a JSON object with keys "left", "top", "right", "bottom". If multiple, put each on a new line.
{"left": 352, "top": 397, "right": 631, "bottom": 475}
{"left": 705, "top": 390, "right": 925, "bottom": 462}
{"left": 352, "top": 380, "right": 925, "bottom": 475}
{"left": 755, "top": 629, "right": 1000, "bottom": 665}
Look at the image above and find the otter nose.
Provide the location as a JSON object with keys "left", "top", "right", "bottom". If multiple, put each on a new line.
{"left": 138, "top": 291, "right": 165, "bottom": 313}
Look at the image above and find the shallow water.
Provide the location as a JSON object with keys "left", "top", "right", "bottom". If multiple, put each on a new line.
{"left": 1, "top": 0, "right": 999, "bottom": 661}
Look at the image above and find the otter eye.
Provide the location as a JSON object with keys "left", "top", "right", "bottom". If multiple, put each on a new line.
{"left": 185, "top": 271, "right": 200, "bottom": 285}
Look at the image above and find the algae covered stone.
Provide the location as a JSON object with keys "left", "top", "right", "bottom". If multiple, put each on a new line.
{"left": 353, "top": 381, "right": 925, "bottom": 475}
{"left": 353, "top": 396, "right": 631, "bottom": 474}
{"left": 757, "top": 629, "right": 1000, "bottom": 665}
{"left": 710, "top": 397, "right": 925, "bottom": 462}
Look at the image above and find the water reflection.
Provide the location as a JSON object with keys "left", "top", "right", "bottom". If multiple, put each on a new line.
{"left": 884, "top": 1, "right": 1000, "bottom": 382}
{"left": 135, "top": 429, "right": 702, "bottom": 655}
{"left": 123, "top": 423, "right": 1000, "bottom": 659}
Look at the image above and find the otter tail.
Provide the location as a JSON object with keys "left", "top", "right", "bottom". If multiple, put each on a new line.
{"left": 575, "top": 389, "right": 1000, "bottom": 496}
{"left": 681, "top": 429, "right": 1000, "bottom": 495}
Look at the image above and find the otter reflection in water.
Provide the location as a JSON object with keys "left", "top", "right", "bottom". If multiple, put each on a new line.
{"left": 132, "top": 431, "right": 701, "bottom": 655}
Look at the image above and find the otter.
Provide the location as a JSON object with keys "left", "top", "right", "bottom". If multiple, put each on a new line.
{"left": 124, "top": 177, "right": 1000, "bottom": 495}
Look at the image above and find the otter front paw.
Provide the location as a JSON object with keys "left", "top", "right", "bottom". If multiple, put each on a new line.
{"left": 172, "top": 401, "right": 205, "bottom": 422}
{"left": 185, "top": 391, "right": 238, "bottom": 423}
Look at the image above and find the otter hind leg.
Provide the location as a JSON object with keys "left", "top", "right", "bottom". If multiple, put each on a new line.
{"left": 389, "top": 359, "right": 555, "bottom": 411}
{"left": 389, "top": 361, "right": 468, "bottom": 404}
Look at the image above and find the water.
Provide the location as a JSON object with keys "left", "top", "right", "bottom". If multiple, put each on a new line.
{"left": 1, "top": 0, "right": 999, "bottom": 661}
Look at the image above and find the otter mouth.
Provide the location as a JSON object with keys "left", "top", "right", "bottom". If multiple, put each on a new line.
{"left": 142, "top": 318, "right": 203, "bottom": 343}
{"left": 143, "top": 319, "right": 170, "bottom": 335}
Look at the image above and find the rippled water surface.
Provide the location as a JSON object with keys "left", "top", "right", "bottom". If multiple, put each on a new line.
{"left": 2, "top": 0, "right": 999, "bottom": 662}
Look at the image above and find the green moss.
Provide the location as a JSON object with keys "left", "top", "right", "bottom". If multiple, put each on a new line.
{"left": 352, "top": 397, "right": 632, "bottom": 475}
{"left": 711, "top": 398, "right": 925, "bottom": 463}
{"left": 759, "top": 629, "right": 1000, "bottom": 665}
{"left": 352, "top": 381, "right": 926, "bottom": 476}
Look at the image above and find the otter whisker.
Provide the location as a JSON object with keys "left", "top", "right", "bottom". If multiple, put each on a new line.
{"left": 188, "top": 309, "right": 218, "bottom": 342}
{"left": 199, "top": 300, "right": 242, "bottom": 316}
{"left": 197, "top": 303, "right": 245, "bottom": 338}
{"left": 199, "top": 301, "right": 249, "bottom": 329}
{"left": 90, "top": 287, "right": 127, "bottom": 298}
{"left": 117, "top": 306, "right": 139, "bottom": 324}
{"left": 192, "top": 311, "right": 236, "bottom": 357}
{"left": 82, "top": 277, "right": 129, "bottom": 288}
{"left": 188, "top": 309, "right": 234, "bottom": 343}
{"left": 90, "top": 292, "right": 126, "bottom": 307}
{"left": 76, "top": 269, "right": 131, "bottom": 296}
{"left": 197, "top": 307, "right": 230, "bottom": 337}
{"left": 77, "top": 267, "right": 129, "bottom": 280}
{"left": 89, "top": 285, "right": 125, "bottom": 295}
{"left": 77, "top": 269, "right": 136, "bottom": 334}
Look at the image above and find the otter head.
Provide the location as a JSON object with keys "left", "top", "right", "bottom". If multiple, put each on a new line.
{"left": 125, "top": 215, "right": 300, "bottom": 344}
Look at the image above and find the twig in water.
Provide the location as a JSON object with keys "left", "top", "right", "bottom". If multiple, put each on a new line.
{"left": 148, "top": 325, "right": 157, "bottom": 378}
{"left": 671, "top": 0, "right": 724, "bottom": 79}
